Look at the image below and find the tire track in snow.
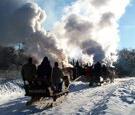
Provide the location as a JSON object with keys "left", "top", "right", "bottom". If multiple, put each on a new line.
{"left": 0, "top": 78, "right": 133, "bottom": 115}
{"left": 88, "top": 79, "right": 134, "bottom": 115}
{"left": 88, "top": 84, "right": 121, "bottom": 115}
{"left": 40, "top": 80, "right": 126, "bottom": 115}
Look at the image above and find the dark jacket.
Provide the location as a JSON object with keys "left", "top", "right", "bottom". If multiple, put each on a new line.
{"left": 21, "top": 63, "right": 36, "bottom": 82}
{"left": 37, "top": 62, "right": 52, "bottom": 86}
{"left": 52, "top": 67, "right": 64, "bottom": 85}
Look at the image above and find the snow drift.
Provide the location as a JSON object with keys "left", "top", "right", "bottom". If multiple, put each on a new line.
{"left": 0, "top": 77, "right": 135, "bottom": 115}
{"left": 0, "top": 79, "right": 24, "bottom": 104}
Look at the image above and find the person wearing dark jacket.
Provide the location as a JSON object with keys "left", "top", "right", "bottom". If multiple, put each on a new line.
{"left": 93, "top": 62, "right": 102, "bottom": 84}
{"left": 52, "top": 62, "right": 64, "bottom": 92}
{"left": 37, "top": 56, "right": 52, "bottom": 88}
{"left": 21, "top": 57, "right": 36, "bottom": 86}
{"left": 102, "top": 65, "right": 108, "bottom": 82}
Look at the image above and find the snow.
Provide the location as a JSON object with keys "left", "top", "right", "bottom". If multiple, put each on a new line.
{"left": 0, "top": 79, "right": 25, "bottom": 105}
{"left": 0, "top": 77, "right": 135, "bottom": 115}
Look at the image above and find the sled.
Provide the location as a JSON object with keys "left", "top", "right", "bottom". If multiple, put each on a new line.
{"left": 26, "top": 89, "right": 69, "bottom": 109}
{"left": 25, "top": 84, "right": 69, "bottom": 96}
{"left": 24, "top": 83, "right": 69, "bottom": 107}
{"left": 24, "top": 76, "right": 70, "bottom": 108}
{"left": 26, "top": 90, "right": 68, "bottom": 109}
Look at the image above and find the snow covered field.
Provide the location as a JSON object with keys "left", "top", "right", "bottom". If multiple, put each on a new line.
{"left": 0, "top": 77, "right": 135, "bottom": 115}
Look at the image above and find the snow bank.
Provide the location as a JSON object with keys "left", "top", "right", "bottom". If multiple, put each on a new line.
{"left": 0, "top": 77, "right": 135, "bottom": 115}
{"left": 104, "top": 78, "right": 135, "bottom": 115}
{"left": 39, "top": 78, "right": 135, "bottom": 115}
{"left": 69, "top": 81, "right": 89, "bottom": 92}
{"left": 0, "top": 79, "right": 25, "bottom": 104}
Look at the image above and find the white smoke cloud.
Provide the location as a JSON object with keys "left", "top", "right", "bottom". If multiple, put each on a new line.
{"left": 53, "top": 0, "right": 130, "bottom": 65}
{"left": 0, "top": 0, "right": 130, "bottom": 66}
{"left": 0, "top": 0, "right": 65, "bottom": 64}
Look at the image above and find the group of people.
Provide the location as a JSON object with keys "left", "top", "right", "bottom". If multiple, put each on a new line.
{"left": 88, "top": 62, "right": 107, "bottom": 86}
{"left": 72, "top": 61, "right": 114, "bottom": 86}
{"left": 21, "top": 56, "right": 114, "bottom": 96}
{"left": 90, "top": 62, "right": 115, "bottom": 84}
{"left": 21, "top": 57, "right": 64, "bottom": 95}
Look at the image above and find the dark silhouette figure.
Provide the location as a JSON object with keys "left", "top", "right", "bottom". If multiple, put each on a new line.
{"left": 108, "top": 67, "right": 115, "bottom": 83}
{"left": 21, "top": 57, "right": 37, "bottom": 97}
{"left": 21, "top": 57, "right": 37, "bottom": 86}
{"left": 75, "top": 61, "right": 80, "bottom": 78}
{"left": 85, "top": 65, "right": 90, "bottom": 77}
{"left": 93, "top": 62, "right": 102, "bottom": 84}
{"left": 89, "top": 65, "right": 95, "bottom": 86}
{"left": 52, "top": 62, "right": 64, "bottom": 92}
{"left": 102, "top": 65, "right": 108, "bottom": 82}
{"left": 72, "top": 60, "right": 84, "bottom": 80}
{"left": 72, "top": 61, "right": 79, "bottom": 80}
{"left": 37, "top": 56, "right": 52, "bottom": 95}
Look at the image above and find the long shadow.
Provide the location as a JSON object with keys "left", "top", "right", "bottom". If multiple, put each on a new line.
{"left": 119, "top": 88, "right": 135, "bottom": 104}
{"left": 0, "top": 97, "right": 46, "bottom": 115}
{"left": 89, "top": 88, "right": 116, "bottom": 115}
{"left": 69, "top": 82, "right": 91, "bottom": 93}
{"left": 89, "top": 96, "right": 109, "bottom": 115}
{"left": 120, "top": 96, "right": 134, "bottom": 104}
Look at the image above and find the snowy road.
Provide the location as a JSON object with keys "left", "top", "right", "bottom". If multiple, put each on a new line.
{"left": 0, "top": 78, "right": 135, "bottom": 115}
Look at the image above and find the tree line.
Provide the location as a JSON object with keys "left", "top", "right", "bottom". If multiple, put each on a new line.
{"left": 114, "top": 49, "right": 135, "bottom": 77}
{"left": 0, "top": 45, "right": 27, "bottom": 70}
{"left": 0, "top": 45, "right": 135, "bottom": 77}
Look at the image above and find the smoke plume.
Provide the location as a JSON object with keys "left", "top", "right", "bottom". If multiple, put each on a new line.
{"left": 0, "top": 0, "right": 65, "bottom": 64}
{"left": 0, "top": 0, "right": 130, "bottom": 66}
{"left": 53, "top": 0, "right": 130, "bottom": 65}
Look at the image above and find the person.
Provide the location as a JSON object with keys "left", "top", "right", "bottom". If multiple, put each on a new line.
{"left": 102, "top": 64, "right": 108, "bottom": 82}
{"left": 108, "top": 67, "right": 115, "bottom": 83}
{"left": 93, "top": 62, "right": 102, "bottom": 84}
{"left": 52, "top": 62, "right": 64, "bottom": 92}
{"left": 89, "top": 65, "right": 95, "bottom": 86}
{"left": 72, "top": 61, "right": 80, "bottom": 80}
{"left": 85, "top": 65, "right": 91, "bottom": 78}
{"left": 37, "top": 57, "right": 52, "bottom": 95}
{"left": 21, "top": 57, "right": 37, "bottom": 87}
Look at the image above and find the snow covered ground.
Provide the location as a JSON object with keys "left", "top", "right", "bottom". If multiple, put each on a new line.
{"left": 0, "top": 77, "right": 135, "bottom": 115}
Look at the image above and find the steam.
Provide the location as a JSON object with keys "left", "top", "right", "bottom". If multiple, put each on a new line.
{"left": 82, "top": 40, "right": 105, "bottom": 63}
{"left": 0, "top": 0, "right": 65, "bottom": 64}
{"left": 53, "top": 0, "right": 130, "bottom": 65}
{"left": 0, "top": 0, "right": 130, "bottom": 66}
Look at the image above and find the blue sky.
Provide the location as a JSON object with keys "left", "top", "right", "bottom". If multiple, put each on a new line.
{"left": 37, "top": 0, "right": 135, "bottom": 49}
{"left": 119, "top": 0, "right": 135, "bottom": 49}
{"left": 37, "top": 0, "right": 72, "bottom": 30}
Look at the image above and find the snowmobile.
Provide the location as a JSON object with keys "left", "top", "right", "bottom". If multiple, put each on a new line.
{"left": 23, "top": 76, "right": 69, "bottom": 109}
